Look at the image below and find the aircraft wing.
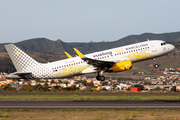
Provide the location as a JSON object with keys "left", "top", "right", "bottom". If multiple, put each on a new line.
{"left": 74, "top": 48, "right": 115, "bottom": 68}
{"left": 82, "top": 57, "right": 114, "bottom": 67}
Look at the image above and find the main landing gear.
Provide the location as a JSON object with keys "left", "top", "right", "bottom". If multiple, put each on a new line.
{"left": 96, "top": 71, "right": 105, "bottom": 81}
{"left": 153, "top": 58, "right": 159, "bottom": 68}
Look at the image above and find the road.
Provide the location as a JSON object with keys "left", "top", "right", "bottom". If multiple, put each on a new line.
{"left": 0, "top": 100, "right": 180, "bottom": 110}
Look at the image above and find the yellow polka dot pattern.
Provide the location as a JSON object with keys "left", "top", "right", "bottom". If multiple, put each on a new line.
{"left": 56, "top": 65, "right": 88, "bottom": 77}
{"left": 127, "top": 51, "right": 154, "bottom": 62}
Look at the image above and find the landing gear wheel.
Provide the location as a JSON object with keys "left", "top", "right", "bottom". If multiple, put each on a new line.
{"left": 96, "top": 75, "right": 100, "bottom": 80}
{"left": 99, "top": 76, "right": 105, "bottom": 81}
{"left": 154, "top": 64, "right": 159, "bottom": 68}
{"left": 96, "top": 75, "right": 105, "bottom": 81}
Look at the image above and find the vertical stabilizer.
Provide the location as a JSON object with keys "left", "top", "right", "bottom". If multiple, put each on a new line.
{"left": 4, "top": 44, "right": 51, "bottom": 78}
{"left": 5, "top": 44, "right": 40, "bottom": 72}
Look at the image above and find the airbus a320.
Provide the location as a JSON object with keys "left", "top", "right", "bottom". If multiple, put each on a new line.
{"left": 5, "top": 40, "right": 175, "bottom": 81}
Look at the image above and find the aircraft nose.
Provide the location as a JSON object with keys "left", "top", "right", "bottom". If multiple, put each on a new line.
{"left": 169, "top": 44, "right": 175, "bottom": 52}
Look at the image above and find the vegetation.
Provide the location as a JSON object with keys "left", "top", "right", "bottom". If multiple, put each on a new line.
{"left": 3, "top": 84, "right": 16, "bottom": 91}
{"left": 19, "top": 84, "right": 50, "bottom": 92}
{"left": 0, "top": 109, "right": 179, "bottom": 120}
{"left": 0, "top": 57, "right": 16, "bottom": 73}
{"left": 0, "top": 94, "right": 179, "bottom": 100}
{"left": 170, "top": 86, "right": 177, "bottom": 92}
{"left": 153, "top": 87, "right": 162, "bottom": 91}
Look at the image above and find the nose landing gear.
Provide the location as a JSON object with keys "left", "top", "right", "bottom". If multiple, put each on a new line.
{"left": 154, "top": 64, "right": 159, "bottom": 68}
{"left": 153, "top": 58, "right": 159, "bottom": 68}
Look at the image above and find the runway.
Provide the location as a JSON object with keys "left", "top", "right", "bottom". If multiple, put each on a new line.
{"left": 0, "top": 100, "right": 180, "bottom": 110}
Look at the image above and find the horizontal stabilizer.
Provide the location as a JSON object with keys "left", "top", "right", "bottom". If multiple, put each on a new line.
{"left": 7, "top": 72, "right": 32, "bottom": 79}
{"left": 13, "top": 72, "right": 32, "bottom": 76}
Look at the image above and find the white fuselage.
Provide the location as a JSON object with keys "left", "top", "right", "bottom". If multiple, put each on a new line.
{"left": 39, "top": 40, "right": 174, "bottom": 79}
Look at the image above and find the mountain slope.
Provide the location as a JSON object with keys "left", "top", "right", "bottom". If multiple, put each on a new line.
{"left": 1, "top": 31, "right": 180, "bottom": 55}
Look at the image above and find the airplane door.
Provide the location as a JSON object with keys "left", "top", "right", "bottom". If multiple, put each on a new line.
{"left": 150, "top": 42, "right": 157, "bottom": 52}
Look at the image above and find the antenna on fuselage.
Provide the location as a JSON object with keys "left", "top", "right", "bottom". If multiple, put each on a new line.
{"left": 147, "top": 39, "right": 149, "bottom": 41}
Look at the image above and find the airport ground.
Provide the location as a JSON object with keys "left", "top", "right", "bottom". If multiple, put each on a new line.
{"left": 0, "top": 109, "right": 180, "bottom": 120}
{"left": 0, "top": 92, "right": 179, "bottom": 100}
{"left": 0, "top": 92, "right": 179, "bottom": 120}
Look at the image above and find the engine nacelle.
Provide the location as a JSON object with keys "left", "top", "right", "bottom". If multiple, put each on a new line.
{"left": 111, "top": 60, "right": 132, "bottom": 72}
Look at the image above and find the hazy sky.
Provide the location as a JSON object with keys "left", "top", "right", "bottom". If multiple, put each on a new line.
{"left": 0, "top": 0, "right": 180, "bottom": 43}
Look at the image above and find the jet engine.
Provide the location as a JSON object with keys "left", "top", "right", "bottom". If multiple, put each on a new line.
{"left": 108, "top": 60, "right": 132, "bottom": 72}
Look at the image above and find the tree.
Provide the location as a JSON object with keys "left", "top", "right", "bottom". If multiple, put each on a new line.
{"left": 126, "top": 87, "right": 130, "bottom": 91}
{"left": 132, "top": 84, "right": 144, "bottom": 90}
{"left": 3, "top": 84, "right": 16, "bottom": 91}
{"left": 153, "top": 87, "right": 162, "bottom": 91}
{"left": 51, "top": 80, "right": 55, "bottom": 84}
{"left": 170, "top": 86, "right": 176, "bottom": 92}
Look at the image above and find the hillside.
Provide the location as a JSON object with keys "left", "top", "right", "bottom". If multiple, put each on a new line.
{"left": 0, "top": 42, "right": 180, "bottom": 73}
{"left": 0, "top": 32, "right": 180, "bottom": 55}
{"left": 0, "top": 31, "right": 180, "bottom": 73}
{"left": 0, "top": 51, "right": 69, "bottom": 73}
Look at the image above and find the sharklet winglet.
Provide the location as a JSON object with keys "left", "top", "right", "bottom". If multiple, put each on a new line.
{"left": 73, "top": 48, "right": 85, "bottom": 58}
{"left": 64, "top": 52, "right": 72, "bottom": 58}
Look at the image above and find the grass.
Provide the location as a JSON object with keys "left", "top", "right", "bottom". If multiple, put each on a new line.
{"left": 0, "top": 94, "right": 180, "bottom": 100}
{"left": 0, "top": 109, "right": 180, "bottom": 120}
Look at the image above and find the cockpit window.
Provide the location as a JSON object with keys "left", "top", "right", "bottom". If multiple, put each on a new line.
{"left": 161, "top": 42, "right": 166, "bottom": 46}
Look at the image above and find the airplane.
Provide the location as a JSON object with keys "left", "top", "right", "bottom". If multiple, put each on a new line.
{"left": 5, "top": 40, "right": 175, "bottom": 81}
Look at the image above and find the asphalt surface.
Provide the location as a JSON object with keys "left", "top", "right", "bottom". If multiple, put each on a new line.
{"left": 0, "top": 100, "right": 180, "bottom": 110}
{"left": 0, "top": 92, "right": 179, "bottom": 96}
